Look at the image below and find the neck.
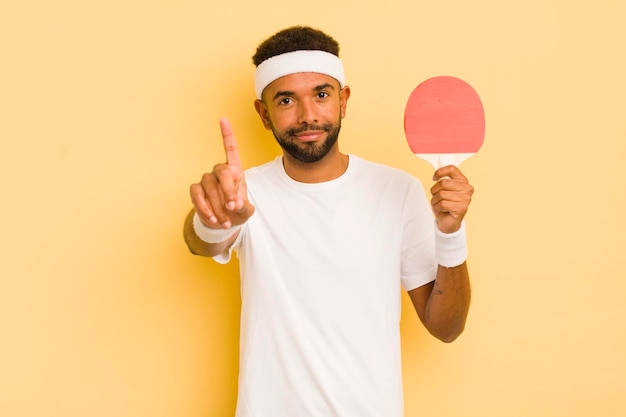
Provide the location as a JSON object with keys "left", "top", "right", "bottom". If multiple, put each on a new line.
{"left": 282, "top": 149, "right": 349, "bottom": 183}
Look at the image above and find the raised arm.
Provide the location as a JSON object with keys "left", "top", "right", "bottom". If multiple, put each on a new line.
{"left": 409, "top": 165, "right": 473, "bottom": 343}
{"left": 183, "top": 117, "right": 255, "bottom": 257}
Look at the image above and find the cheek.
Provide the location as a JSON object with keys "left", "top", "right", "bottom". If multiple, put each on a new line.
{"left": 267, "top": 110, "right": 294, "bottom": 130}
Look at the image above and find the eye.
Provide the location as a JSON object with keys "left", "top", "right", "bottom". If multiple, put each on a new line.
{"left": 317, "top": 91, "right": 330, "bottom": 99}
{"left": 278, "top": 97, "right": 293, "bottom": 105}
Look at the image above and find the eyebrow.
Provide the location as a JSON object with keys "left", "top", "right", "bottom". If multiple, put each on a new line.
{"left": 271, "top": 83, "right": 337, "bottom": 101}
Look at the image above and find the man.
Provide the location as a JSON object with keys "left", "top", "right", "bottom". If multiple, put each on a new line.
{"left": 184, "top": 26, "right": 473, "bottom": 417}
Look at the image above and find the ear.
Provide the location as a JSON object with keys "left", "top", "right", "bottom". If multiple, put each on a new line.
{"left": 254, "top": 99, "right": 272, "bottom": 130}
{"left": 339, "top": 86, "right": 351, "bottom": 119}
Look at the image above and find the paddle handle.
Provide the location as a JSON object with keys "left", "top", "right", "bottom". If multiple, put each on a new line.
{"left": 416, "top": 153, "right": 476, "bottom": 169}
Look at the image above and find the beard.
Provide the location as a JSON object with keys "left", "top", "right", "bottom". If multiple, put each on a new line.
{"left": 270, "top": 118, "right": 342, "bottom": 163}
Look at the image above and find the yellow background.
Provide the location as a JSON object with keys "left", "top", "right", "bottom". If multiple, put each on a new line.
{"left": 2, "top": 0, "right": 625, "bottom": 416}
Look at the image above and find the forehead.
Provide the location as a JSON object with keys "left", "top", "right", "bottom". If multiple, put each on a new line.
{"left": 263, "top": 72, "right": 340, "bottom": 97}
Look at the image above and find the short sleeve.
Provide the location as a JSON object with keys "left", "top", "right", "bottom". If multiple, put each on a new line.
{"left": 400, "top": 180, "right": 437, "bottom": 291}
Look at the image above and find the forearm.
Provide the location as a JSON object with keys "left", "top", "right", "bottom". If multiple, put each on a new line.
{"left": 182, "top": 208, "right": 239, "bottom": 257}
{"left": 423, "top": 263, "right": 471, "bottom": 342}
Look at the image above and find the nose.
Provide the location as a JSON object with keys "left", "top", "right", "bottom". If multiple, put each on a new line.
{"left": 297, "top": 99, "right": 318, "bottom": 125}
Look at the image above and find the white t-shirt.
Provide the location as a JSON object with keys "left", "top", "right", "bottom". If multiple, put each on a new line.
{"left": 215, "top": 155, "right": 437, "bottom": 417}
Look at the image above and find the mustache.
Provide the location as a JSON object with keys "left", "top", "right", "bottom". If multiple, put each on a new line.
{"left": 286, "top": 123, "right": 333, "bottom": 136}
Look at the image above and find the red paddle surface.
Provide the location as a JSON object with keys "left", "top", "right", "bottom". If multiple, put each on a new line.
{"left": 404, "top": 76, "right": 484, "bottom": 155}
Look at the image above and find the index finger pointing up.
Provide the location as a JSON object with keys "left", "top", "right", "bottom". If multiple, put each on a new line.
{"left": 220, "top": 117, "right": 241, "bottom": 168}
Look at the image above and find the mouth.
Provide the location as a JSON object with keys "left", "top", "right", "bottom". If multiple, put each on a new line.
{"left": 294, "top": 130, "right": 325, "bottom": 142}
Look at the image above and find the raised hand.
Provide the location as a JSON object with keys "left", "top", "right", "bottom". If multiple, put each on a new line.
{"left": 190, "top": 118, "right": 255, "bottom": 229}
{"left": 430, "top": 165, "right": 474, "bottom": 234}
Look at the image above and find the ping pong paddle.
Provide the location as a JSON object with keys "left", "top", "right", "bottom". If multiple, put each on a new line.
{"left": 404, "top": 76, "right": 485, "bottom": 169}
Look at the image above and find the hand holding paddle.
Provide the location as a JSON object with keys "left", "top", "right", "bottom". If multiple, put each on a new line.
{"left": 404, "top": 76, "right": 482, "bottom": 233}
{"left": 430, "top": 165, "right": 473, "bottom": 234}
{"left": 190, "top": 117, "right": 255, "bottom": 229}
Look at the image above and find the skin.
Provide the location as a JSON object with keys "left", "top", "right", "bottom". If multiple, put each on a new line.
{"left": 184, "top": 72, "right": 473, "bottom": 342}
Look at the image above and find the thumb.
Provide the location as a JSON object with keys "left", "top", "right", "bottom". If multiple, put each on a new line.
{"left": 232, "top": 198, "right": 255, "bottom": 225}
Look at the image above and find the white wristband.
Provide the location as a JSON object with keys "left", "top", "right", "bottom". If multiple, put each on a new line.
{"left": 193, "top": 212, "right": 241, "bottom": 244}
{"left": 435, "top": 220, "right": 468, "bottom": 268}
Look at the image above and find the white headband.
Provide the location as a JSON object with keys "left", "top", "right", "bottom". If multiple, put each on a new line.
{"left": 254, "top": 50, "right": 345, "bottom": 99}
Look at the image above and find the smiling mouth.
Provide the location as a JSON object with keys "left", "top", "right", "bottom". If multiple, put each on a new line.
{"left": 294, "top": 131, "right": 325, "bottom": 142}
